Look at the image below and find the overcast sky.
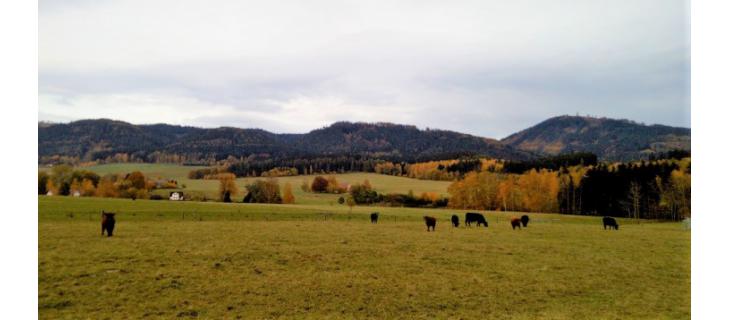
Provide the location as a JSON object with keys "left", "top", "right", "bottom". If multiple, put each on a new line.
{"left": 39, "top": 0, "right": 689, "bottom": 138}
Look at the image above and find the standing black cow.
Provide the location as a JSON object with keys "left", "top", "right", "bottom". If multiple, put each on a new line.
{"left": 465, "top": 212, "right": 488, "bottom": 227}
{"left": 451, "top": 215, "right": 460, "bottom": 228}
{"left": 101, "top": 211, "right": 116, "bottom": 237}
{"left": 510, "top": 217, "right": 522, "bottom": 230}
{"left": 521, "top": 215, "right": 530, "bottom": 227}
{"left": 424, "top": 216, "right": 437, "bottom": 232}
{"left": 370, "top": 212, "right": 379, "bottom": 224}
{"left": 603, "top": 216, "right": 619, "bottom": 230}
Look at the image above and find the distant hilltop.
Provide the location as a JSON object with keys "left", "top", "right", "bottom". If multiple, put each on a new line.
{"left": 501, "top": 115, "right": 690, "bottom": 161}
{"left": 39, "top": 115, "right": 689, "bottom": 163}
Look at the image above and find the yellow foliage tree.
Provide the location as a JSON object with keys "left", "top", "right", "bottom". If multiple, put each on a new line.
{"left": 80, "top": 179, "right": 96, "bottom": 196}
{"left": 218, "top": 173, "right": 238, "bottom": 202}
{"left": 69, "top": 179, "right": 82, "bottom": 195}
{"left": 95, "top": 178, "right": 119, "bottom": 198}
{"left": 518, "top": 169, "right": 559, "bottom": 213}
{"left": 45, "top": 180, "right": 58, "bottom": 195}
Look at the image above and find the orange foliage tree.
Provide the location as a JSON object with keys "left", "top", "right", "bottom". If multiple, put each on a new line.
{"left": 282, "top": 182, "right": 295, "bottom": 204}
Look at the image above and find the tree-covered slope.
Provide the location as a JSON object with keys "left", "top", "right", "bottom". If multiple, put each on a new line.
{"left": 501, "top": 115, "right": 690, "bottom": 161}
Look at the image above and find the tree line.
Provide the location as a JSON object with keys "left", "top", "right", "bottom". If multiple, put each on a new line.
{"left": 38, "top": 165, "right": 178, "bottom": 200}
{"left": 300, "top": 175, "right": 449, "bottom": 209}
{"left": 446, "top": 158, "right": 690, "bottom": 220}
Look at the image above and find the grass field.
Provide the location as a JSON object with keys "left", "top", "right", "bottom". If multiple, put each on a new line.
{"left": 72, "top": 163, "right": 452, "bottom": 205}
{"left": 39, "top": 196, "right": 690, "bottom": 319}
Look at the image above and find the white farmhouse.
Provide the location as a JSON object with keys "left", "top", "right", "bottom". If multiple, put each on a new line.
{"left": 169, "top": 191, "right": 184, "bottom": 201}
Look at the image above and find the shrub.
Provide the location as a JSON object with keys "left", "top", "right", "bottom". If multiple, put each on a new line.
{"left": 311, "top": 176, "right": 329, "bottom": 193}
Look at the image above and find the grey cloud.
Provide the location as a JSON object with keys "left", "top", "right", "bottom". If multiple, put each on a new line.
{"left": 38, "top": 0, "right": 690, "bottom": 139}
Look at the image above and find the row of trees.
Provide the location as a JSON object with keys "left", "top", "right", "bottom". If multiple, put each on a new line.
{"left": 446, "top": 158, "right": 691, "bottom": 220}
{"left": 578, "top": 160, "right": 690, "bottom": 220}
{"left": 188, "top": 155, "right": 506, "bottom": 181}
{"left": 218, "top": 175, "right": 295, "bottom": 204}
{"left": 38, "top": 165, "right": 170, "bottom": 200}
{"left": 447, "top": 169, "right": 560, "bottom": 213}
{"left": 38, "top": 165, "right": 101, "bottom": 196}
{"left": 501, "top": 152, "right": 597, "bottom": 174}
{"left": 40, "top": 152, "right": 220, "bottom": 167}
{"left": 376, "top": 158, "right": 502, "bottom": 181}
{"left": 304, "top": 176, "right": 348, "bottom": 194}
{"left": 227, "top": 156, "right": 396, "bottom": 177}
{"left": 300, "top": 176, "right": 448, "bottom": 208}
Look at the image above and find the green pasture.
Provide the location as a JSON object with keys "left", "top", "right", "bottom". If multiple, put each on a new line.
{"left": 72, "top": 163, "right": 452, "bottom": 205}
{"left": 39, "top": 196, "right": 690, "bottom": 319}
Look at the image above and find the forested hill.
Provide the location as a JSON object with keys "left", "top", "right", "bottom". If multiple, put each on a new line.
{"left": 501, "top": 116, "right": 690, "bottom": 161}
{"left": 38, "top": 120, "right": 532, "bottom": 163}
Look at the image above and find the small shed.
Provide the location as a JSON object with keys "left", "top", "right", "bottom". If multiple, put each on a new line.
{"left": 169, "top": 191, "right": 184, "bottom": 201}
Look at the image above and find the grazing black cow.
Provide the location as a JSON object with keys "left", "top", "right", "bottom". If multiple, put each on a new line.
{"left": 370, "top": 212, "right": 379, "bottom": 224}
{"left": 451, "top": 215, "right": 460, "bottom": 228}
{"left": 101, "top": 211, "right": 116, "bottom": 237}
{"left": 603, "top": 216, "right": 619, "bottom": 230}
{"left": 424, "top": 216, "right": 437, "bottom": 232}
{"left": 465, "top": 212, "right": 488, "bottom": 227}
{"left": 521, "top": 215, "right": 530, "bottom": 227}
{"left": 510, "top": 217, "right": 522, "bottom": 230}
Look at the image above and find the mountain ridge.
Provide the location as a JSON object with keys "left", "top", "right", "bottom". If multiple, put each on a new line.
{"left": 501, "top": 115, "right": 690, "bottom": 161}
{"left": 38, "top": 116, "right": 690, "bottom": 163}
{"left": 39, "top": 119, "right": 532, "bottom": 163}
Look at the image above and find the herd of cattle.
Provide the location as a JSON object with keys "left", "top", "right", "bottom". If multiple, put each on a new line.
{"left": 98, "top": 211, "right": 619, "bottom": 237}
{"left": 371, "top": 212, "right": 621, "bottom": 232}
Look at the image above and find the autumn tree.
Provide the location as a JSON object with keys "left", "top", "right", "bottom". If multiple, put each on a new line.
{"left": 282, "top": 182, "right": 295, "bottom": 204}
{"left": 80, "top": 179, "right": 96, "bottom": 196}
{"left": 50, "top": 164, "right": 73, "bottom": 195}
{"left": 626, "top": 181, "right": 642, "bottom": 221}
{"left": 218, "top": 173, "right": 238, "bottom": 202}
{"left": 497, "top": 175, "right": 519, "bottom": 211}
{"left": 326, "top": 176, "right": 342, "bottom": 193}
{"left": 117, "top": 171, "right": 151, "bottom": 199}
{"left": 362, "top": 179, "right": 372, "bottom": 190}
{"left": 658, "top": 169, "right": 691, "bottom": 220}
{"left": 69, "top": 179, "right": 82, "bottom": 195}
{"left": 518, "top": 169, "right": 559, "bottom": 213}
{"left": 95, "top": 175, "right": 119, "bottom": 198}
{"left": 126, "top": 171, "right": 147, "bottom": 189}
{"left": 669, "top": 169, "right": 691, "bottom": 219}
{"left": 45, "top": 179, "right": 58, "bottom": 196}
{"left": 243, "top": 179, "right": 282, "bottom": 204}
{"left": 349, "top": 181, "right": 380, "bottom": 204}
{"left": 311, "top": 176, "right": 329, "bottom": 193}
